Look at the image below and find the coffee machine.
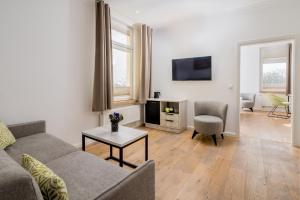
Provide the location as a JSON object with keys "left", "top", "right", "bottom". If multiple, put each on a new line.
{"left": 154, "top": 91, "right": 160, "bottom": 99}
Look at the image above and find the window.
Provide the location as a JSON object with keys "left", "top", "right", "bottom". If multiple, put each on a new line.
{"left": 260, "top": 58, "right": 287, "bottom": 93}
{"left": 112, "top": 26, "right": 133, "bottom": 101}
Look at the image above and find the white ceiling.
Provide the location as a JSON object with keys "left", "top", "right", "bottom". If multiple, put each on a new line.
{"left": 107, "top": 0, "right": 275, "bottom": 27}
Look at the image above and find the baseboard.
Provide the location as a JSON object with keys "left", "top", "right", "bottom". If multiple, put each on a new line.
{"left": 124, "top": 120, "right": 144, "bottom": 128}
{"left": 292, "top": 142, "right": 300, "bottom": 148}
{"left": 223, "top": 131, "right": 237, "bottom": 136}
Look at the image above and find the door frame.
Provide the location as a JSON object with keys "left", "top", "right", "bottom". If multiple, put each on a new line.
{"left": 236, "top": 36, "right": 296, "bottom": 145}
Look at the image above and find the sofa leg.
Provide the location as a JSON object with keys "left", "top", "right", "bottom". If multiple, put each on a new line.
{"left": 192, "top": 130, "right": 198, "bottom": 139}
{"left": 250, "top": 108, "right": 253, "bottom": 112}
{"left": 212, "top": 134, "right": 217, "bottom": 146}
{"left": 221, "top": 134, "right": 224, "bottom": 140}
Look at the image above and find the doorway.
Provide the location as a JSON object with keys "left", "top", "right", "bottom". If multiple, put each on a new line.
{"left": 238, "top": 39, "right": 295, "bottom": 144}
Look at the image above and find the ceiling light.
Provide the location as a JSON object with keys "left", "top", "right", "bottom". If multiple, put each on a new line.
{"left": 135, "top": 10, "right": 140, "bottom": 14}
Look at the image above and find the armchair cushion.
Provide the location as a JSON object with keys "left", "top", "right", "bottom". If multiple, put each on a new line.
{"left": 194, "top": 115, "right": 223, "bottom": 124}
{"left": 194, "top": 101, "right": 228, "bottom": 128}
{"left": 241, "top": 100, "right": 254, "bottom": 108}
{"left": 194, "top": 115, "right": 223, "bottom": 135}
{"left": 240, "top": 93, "right": 256, "bottom": 109}
{"left": 193, "top": 101, "right": 228, "bottom": 137}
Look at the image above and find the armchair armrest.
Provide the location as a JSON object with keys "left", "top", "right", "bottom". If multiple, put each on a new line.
{"left": 7, "top": 120, "right": 46, "bottom": 139}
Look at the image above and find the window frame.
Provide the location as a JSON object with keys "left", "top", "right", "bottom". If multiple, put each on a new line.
{"left": 111, "top": 23, "right": 134, "bottom": 102}
{"left": 260, "top": 57, "right": 288, "bottom": 93}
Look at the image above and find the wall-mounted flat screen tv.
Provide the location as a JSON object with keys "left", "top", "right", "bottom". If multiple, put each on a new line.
{"left": 172, "top": 56, "right": 212, "bottom": 81}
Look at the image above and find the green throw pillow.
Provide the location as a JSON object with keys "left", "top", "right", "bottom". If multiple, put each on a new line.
{"left": 21, "top": 154, "right": 69, "bottom": 200}
{"left": 0, "top": 121, "right": 16, "bottom": 149}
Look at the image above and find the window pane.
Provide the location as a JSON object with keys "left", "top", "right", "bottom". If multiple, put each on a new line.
{"left": 112, "top": 29, "right": 130, "bottom": 46}
{"left": 113, "top": 48, "right": 131, "bottom": 88}
{"left": 262, "top": 63, "right": 286, "bottom": 89}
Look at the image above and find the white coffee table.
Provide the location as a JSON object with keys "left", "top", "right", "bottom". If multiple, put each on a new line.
{"left": 82, "top": 125, "right": 148, "bottom": 168}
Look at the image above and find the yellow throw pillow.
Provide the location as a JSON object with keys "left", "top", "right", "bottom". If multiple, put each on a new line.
{"left": 0, "top": 121, "right": 16, "bottom": 149}
{"left": 21, "top": 154, "right": 69, "bottom": 200}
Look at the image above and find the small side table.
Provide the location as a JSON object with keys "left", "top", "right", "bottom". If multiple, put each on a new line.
{"left": 82, "top": 125, "right": 148, "bottom": 168}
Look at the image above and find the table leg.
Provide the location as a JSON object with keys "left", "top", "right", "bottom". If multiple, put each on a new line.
{"left": 145, "top": 135, "right": 148, "bottom": 161}
{"left": 109, "top": 145, "right": 113, "bottom": 158}
{"left": 119, "top": 148, "right": 123, "bottom": 167}
{"left": 82, "top": 135, "right": 85, "bottom": 151}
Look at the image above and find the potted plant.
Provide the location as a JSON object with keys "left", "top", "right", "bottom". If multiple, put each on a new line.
{"left": 109, "top": 112, "right": 124, "bottom": 132}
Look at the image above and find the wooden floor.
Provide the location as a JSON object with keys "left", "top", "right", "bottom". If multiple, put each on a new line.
{"left": 240, "top": 110, "right": 291, "bottom": 143}
{"left": 87, "top": 118, "right": 300, "bottom": 200}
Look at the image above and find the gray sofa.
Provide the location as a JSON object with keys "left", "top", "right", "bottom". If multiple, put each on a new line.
{"left": 0, "top": 121, "right": 155, "bottom": 200}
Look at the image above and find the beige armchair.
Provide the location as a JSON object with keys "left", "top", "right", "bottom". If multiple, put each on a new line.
{"left": 240, "top": 93, "right": 256, "bottom": 112}
{"left": 192, "top": 101, "right": 228, "bottom": 145}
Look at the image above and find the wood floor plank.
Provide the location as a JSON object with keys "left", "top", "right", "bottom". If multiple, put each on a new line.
{"left": 86, "top": 112, "right": 299, "bottom": 200}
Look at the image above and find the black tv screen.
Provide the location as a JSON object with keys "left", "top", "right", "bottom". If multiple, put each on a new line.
{"left": 172, "top": 56, "right": 212, "bottom": 81}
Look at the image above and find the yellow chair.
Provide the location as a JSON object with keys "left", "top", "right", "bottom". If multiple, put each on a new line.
{"left": 268, "top": 94, "right": 291, "bottom": 119}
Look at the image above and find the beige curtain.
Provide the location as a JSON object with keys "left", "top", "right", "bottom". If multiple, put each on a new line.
{"left": 133, "top": 24, "right": 153, "bottom": 104}
{"left": 92, "top": 0, "right": 113, "bottom": 112}
{"left": 286, "top": 43, "right": 292, "bottom": 95}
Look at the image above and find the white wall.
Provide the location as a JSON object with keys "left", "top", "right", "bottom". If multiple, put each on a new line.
{"left": 240, "top": 46, "right": 260, "bottom": 94}
{"left": 152, "top": 1, "right": 300, "bottom": 146}
{"left": 0, "top": 0, "right": 141, "bottom": 146}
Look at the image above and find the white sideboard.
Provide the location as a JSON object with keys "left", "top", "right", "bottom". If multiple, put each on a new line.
{"left": 145, "top": 98, "right": 187, "bottom": 133}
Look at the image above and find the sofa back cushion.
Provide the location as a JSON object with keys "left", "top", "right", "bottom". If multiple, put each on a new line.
{"left": 7, "top": 120, "right": 46, "bottom": 139}
{"left": 0, "top": 149, "right": 43, "bottom": 200}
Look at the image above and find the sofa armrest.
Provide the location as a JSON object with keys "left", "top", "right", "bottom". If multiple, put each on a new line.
{"left": 0, "top": 169, "right": 44, "bottom": 200}
{"left": 0, "top": 149, "right": 43, "bottom": 200}
{"left": 7, "top": 120, "right": 46, "bottom": 139}
{"left": 97, "top": 160, "right": 155, "bottom": 200}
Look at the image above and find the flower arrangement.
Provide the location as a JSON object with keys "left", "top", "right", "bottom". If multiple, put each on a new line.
{"left": 109, "top": 112, "right": 124, "bottom": 123}
{"left": 109, "top": 112, "right": 123, "bottom": 132}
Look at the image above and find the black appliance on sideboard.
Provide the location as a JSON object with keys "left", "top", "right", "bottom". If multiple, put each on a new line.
{"left": 154, "top": 91, "right": 160, "bottom": 99}
{"left": 145, "top": 101, "right": 160, "bottom": 125}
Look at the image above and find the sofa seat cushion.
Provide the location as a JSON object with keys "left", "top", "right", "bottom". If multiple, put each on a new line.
{"left": 194, "top": 115, "right": 223, "bottom": 135}
{"left": 46, "top": 151, "right": 129, "bottom": 200}
{"left": 5, "top": 133, "right": 78, "bottom": 164}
